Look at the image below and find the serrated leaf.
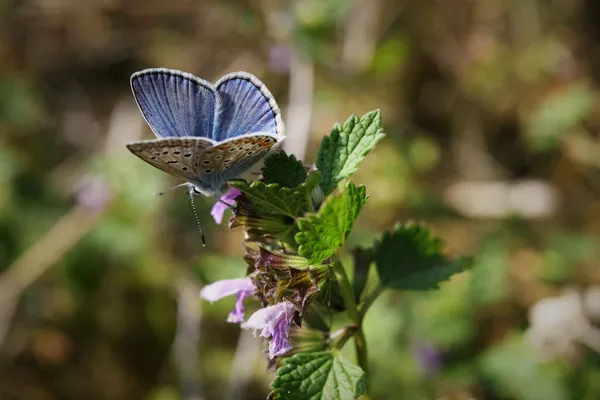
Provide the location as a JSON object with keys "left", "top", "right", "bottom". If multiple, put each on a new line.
{"left": 374, "top": 223, "right": 471, "bottom": 291}
{"left": 316, "top": 110, "right": 385, "bottom": 195}
{"left": 272, "top": 351, "right": 364, "bottom": 400}
{"left": 262, "top": 151, "right": 307, "bottom": 188}
{"left": 229, "top": 180, "right": 307, "bottom": 218}
{"left": 296, "top": 182, "right": 367, "bottom": 265}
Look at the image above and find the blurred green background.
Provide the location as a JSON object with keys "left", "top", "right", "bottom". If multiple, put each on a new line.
{"left": 2, "top": 0, "right": 600, "bottom": 399}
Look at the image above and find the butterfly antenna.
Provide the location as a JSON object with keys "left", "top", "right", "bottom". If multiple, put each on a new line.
{"left": 188, "top": 189, "right": 207, "bottom": 247}
{"left": 155, "top": 182, "right": 189, "bottom": 197}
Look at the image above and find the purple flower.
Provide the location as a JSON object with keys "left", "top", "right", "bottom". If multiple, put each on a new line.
{"left": 211, "top": 188, "right": 242, "bottom": 224}
{"left": 268, "top": 44, "right": 294, "bottom": 74}
{"left": 242, "top": 301, "right": 296, "bottom": 358}
{"left": 77, "top": 177, "right": 111, "bottom": 212}
{"left": 414, "top": 341, "right": 442, "bottom": 377}
{"left": 200, "top": 278, "right": 256, "bottom": 323}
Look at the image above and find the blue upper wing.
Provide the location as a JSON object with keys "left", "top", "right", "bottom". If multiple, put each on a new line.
{"left": 214, "top": 72, "right": 284, "bottom": 142}
{"left": 131, "top": 69, "right": 217, "bottom": 139}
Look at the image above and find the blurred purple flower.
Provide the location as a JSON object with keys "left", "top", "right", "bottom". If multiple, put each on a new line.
{"left": 76, "top": 177, "right": 111, "bottom": 212}
{"left": 414, "top": 341, "right": 442, "bottom": 377}
{"left": 268, "top": 44, "right": 294, "bottom": 74}
{"left": 242, "top": 301, "right": 295, "bottom": 358}
{"left": 200, "top": 277, "right": 256, "bottom": 323}
{"left": 211, "top": 188, "right": 242, "bottom": 224}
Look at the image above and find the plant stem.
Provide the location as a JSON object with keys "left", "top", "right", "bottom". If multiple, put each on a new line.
{"left": 354, "top": 328, "right": 370, "bottom": 395}
{"left": 358, "top": 285, "right": 384, "bottom": 323}
{"left": 332, "top": 260, "right": 371, "bottom": 396}
{"left": 332, "top": 260, "right": 359, "bottom": 322}
{"left": 306, "top": 192, "right": 315, "bottom": 213}
{"left": 331, "top": 325, "right": 358, "bottom": 350}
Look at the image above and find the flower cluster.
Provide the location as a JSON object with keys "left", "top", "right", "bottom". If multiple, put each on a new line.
{"left": 201, "top": 186, "right": 330, "bottom": 359}
{"left": 195, "top": 111, "right": 471, "bottom": 399}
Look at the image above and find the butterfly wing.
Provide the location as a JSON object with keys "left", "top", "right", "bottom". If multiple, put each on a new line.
{"left": 213, "top": 72, "right": 285, "bottom": 142}
{"left": 131, "top": 69, "right": 217, "bottom": 138}
{"left": 191, "top": 133, "right": 280, "bottom": 195}
{"left": 127, "top": 137, "right": 215, "bottom": 180}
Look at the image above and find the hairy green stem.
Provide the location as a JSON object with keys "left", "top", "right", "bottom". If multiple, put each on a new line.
{"left": 358, "top": 285, "right": 384, "bottom": 323}
{"left": 306, "top": 192, "right": 316, "bottom": 213}
{"left": 282, "top": 229, "right": 299, "bottom": 251}
{"left": 332, "top": 260, "right": 359, "bottom": 322}
{"left": 332, "top": 260, "right": 370, "bottom": 396}
{"left": 331, "top": 325, "right": 358, "bottom": 350}
{"left": 354, "top": 329, "right": 370, "bottom": 396}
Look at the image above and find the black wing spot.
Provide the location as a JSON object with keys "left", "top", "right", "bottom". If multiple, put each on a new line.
{"left": 224, "top": 165, "right": 230, "bottom": 170}
{"left": 173, "top": 151, "right": 181, "bottom": 155}
{"left": 224, "top": 159, "right": 232, "bottom": 163}
{"left": 203, "top": 160, "right": 211, "bottom": 165}
{"left": 238, "top": 147, "right": 243, "bottom": 150}
{"left": 204, "top": 169, "right": 213, "bottom": 174}
{"left": 184, "top": 153, "right": 192, "bottom": 158}
{"left": 166, "top": 160, "right": 178, "bottom": 164}
{"left": 216, "top": 156, "right": 222, "bottom": 160}
{"left": 150, "top": 156, "right": 157, "bottom": 160}
{"left": 247, "top": 152, "right": 253, "bottom": 155}
{"left": 162, "top": 151, "right": 169, "bottom": 155}
{"left": 182, "top": 167, "right": 188, "bottom": 171}
{"left": 154, "top": 153, "right": 160, "bottom": 156}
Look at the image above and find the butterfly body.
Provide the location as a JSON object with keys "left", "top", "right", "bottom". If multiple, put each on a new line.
{"left": 127, "top": 69, "right": 284, "bottom": 197}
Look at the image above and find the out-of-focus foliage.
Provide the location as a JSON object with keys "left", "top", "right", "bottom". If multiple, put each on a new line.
{"left": 1, "top": 0, "right": 600, "bottom": 399}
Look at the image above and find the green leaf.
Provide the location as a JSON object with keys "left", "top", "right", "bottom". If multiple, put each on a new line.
{"left": 262, "top": 151, "right": 307, "bottom": 188}
{"left": 296, "top": 182, "right": 368, "bottom": 264}
{"left": 229, "top": 172, "right": 321, "bottom": 220}
{"left": 374, "top": 223, "right": 471, "bottom": 291}
{"left": 229, "top": 180, "right": 307, "bottom": 218}
{"left": 304, "top": 170, "right": 322, "bottom": 195}
{"left": 272, "top": 351, "right": 364, "bottom": 400}
{"left": 316, "top": 110, "right": 385, "bottom": 195}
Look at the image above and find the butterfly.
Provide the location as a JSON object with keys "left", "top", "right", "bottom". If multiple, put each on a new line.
{"left": 126, "top": 68, "right": 285, "bottom": 198}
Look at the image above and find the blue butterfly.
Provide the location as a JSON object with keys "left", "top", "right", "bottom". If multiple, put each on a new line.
{"left": 127, "top": 68, "right": 285, "bottom": 197}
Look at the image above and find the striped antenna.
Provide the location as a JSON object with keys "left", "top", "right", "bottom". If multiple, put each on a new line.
{"left": 155, "top": 182, "right": 189, "bottom": 196}
{"left": 188, "top": 188, "right": 206, "bottom": 247}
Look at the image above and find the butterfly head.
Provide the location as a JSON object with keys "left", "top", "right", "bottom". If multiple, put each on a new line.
{"left": 189, "top": 182, "right": 229, "bottom": 198}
